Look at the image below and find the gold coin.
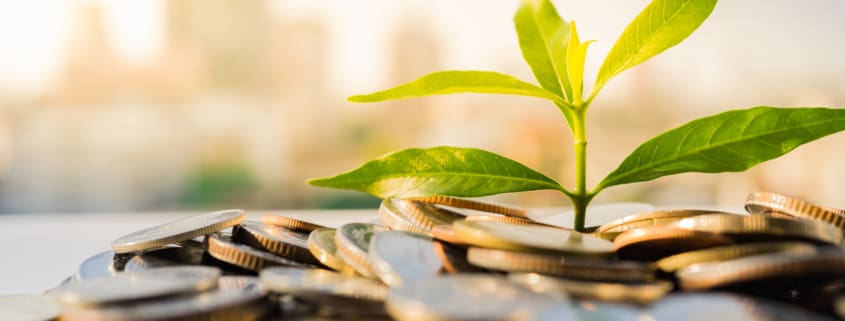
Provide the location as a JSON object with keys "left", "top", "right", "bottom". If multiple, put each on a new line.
{"left": 232, "top": 220, "right": 318, "bottom": 265}
{"left": 430, "top": 225, "right": 468, "bottom": 245}
{"left": 745, "top": 191, "right": 845, "bottom": 230}
{"left": 613, "top": 226, "right": 734, "bottom": 261}
{"left": 595, "top": 209, "right": 726, "bottom": 240}
{"left": 334, "top": 223, "right": 380, "bottom": 278}
{"left": 307, "top": 228, "right": 350, "bottom": 272}
{"left": 379, "top": 198, "right": 463, "bottom": 236}
{"left": 671, "top": 213, "right": 843, "bottom": 245}
{"left": 260, "top": 214, "right": 326, "bottom": 232}
{"left": 452, "top": 220, "right": 614, "bottom": 256}
{"left": 0, "top": 294, "right": 62, "bottom": 321}
{"left": 656, "top": 241, "right": 818, "bottom": 272}
{"left": 467, "top": 247, "right": 655, "bottom": 282}
{"left": 111, "top": 209, "right": 245, "bottom": 254}
{"left": 509, "top": 273, "right": 672, "bottom": 305}
{"left": 465, "top": 215, "right": 541, "bottom": 226}
{"left": 407, "top": 195, "right": 528, "bottom": 217}
{"left": 676, "top": 247, "right": 845, "bottom": 290}
{"left": 206, "top": 233, "right": 310, "bottom": 272}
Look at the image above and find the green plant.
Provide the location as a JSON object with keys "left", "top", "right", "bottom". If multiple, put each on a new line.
{"left": 308, "top": 0, "right": 845, "bottom": 232}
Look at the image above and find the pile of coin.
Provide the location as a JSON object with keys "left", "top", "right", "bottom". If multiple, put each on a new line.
{"left": 7, "top": 192, "right": 845, "bottom": 320}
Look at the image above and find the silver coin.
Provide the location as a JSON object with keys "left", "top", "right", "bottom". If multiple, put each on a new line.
{"left": 51, "top": 266, "right": 221, "bottom": 307}
{"left": 334, "top": 223, "right": 380, "bottom": 278}
{"left": 259, "top": 266, "right": 387, "bottom": 302}
{"left": 368, "top": 231, "right": 442, "bottom": 287}
{"left": 0, "top": 294, "right": 63, "bottom": 321}
{"left": 73, "top": 250, "right": 137, "bottom": 281}
{"left": 111, "top": 209, "right": 245, "bottom": 253}
{"left": 59, "top": 276, "right": 268, "bottom": 321}
{"left": 386, "top": 275, "right": 568, "bottom": 321}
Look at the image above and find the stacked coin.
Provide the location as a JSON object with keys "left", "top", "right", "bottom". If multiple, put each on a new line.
{"left": 19, "top": 192, "right": 845, "bottom": 321}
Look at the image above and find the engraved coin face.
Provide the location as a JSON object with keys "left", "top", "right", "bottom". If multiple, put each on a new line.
{"left": 111, "top": 210, "right": 246, "bottom": 253}
{"left": 59, "top": 276, "right": 268, "bottom": 321}
{"left": 52, "top": 266, "right": 221, "bottom": 307}
{"left": 386, "top": 275, "right": 568, "bottom": 321}
{"left": 0, "top": 294, "right": 63, "bottom": 321}
{"left": 452, "top": 220, "right": 614, "bottom": 256}
{"left": 368, "top": 231, "right": 442, "bottom": 287}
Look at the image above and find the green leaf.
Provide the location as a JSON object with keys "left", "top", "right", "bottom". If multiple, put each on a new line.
{"left": 565, "top": 21, "right": 593, "bottom": 103}
{"left": 592, "top": 0, "right": 717, "bottom": 98}
{"left": 514, "top": 0, "right": 572, "bottom": 100}
{"left": 307, "top": 146, "right": 565, "bottom": 198}
{"left": 348, "top": 70, "right": 564, "bottom": 105}
{"left": 597, "top": 107, "right": 845, "bottom": 190}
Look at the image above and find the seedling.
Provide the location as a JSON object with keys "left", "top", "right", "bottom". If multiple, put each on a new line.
{"left": 308, "top": 0, "right": 845, "bottom": 232}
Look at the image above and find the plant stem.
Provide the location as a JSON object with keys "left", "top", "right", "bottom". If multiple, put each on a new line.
{"left": 571, "top": 107, "right": 592, "bottom": 232}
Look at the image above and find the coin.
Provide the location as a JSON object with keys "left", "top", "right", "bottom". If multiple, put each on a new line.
{"left": 59, "top": 276, "right": 269, "bottom": 321}
{"left": 233, "top": 220, "right": 319, "bottom": 264}
{"left": 51, "top": 266, "right": 221, "bottom": 307}
{"left": 656, "top": 241, "right": 818, "bottom": 272}
{"left": 452, "top": 220, "right": 615, "bottom": 256}
{"left": 467, "top": 247, "right": 655, "bottom": 282}
{"left": 307, "top": 228, "right": 351, "bottom": 272}
{"left": 261, "top": 214, "right": 326, "bottom": 232}
{"left": 510, "top": 273, "right": 672, "bottom": 305}
{"left": 430, "top": 224, "right": 468, "bottom": 245}
{"left": 259, "top": 266, "right": 387, "bottom": 302}
{"left": 111, "top": 209, "right": 245, "bottom": 253}
{"left": 123, "top": 244, "right": 206, "bottom": 271}
{"left": 206, "top": 233, "right": 310, "bottom": 272}
{"left": 671, "top": 213, "right": 843, "bottom": 245}
{"left": 595, "top": 209, "right": 726, "bottom": 240}
{"left": 73, "top": 251, "right": 125, "bottom": 282}
{"left": 334, "top": 223, "right": 380, "bottom": 278}
{"left": 432, "top": 240, "right": 486, "bottom": 274}
{"left": 0, "top": 294, "right": 62, "bottom": 321}
{"left": 368, "top": 231, "right": 442, "bottom": 287}
{"left": 379, "top": 198, "right": 464, "bottom": 236}
{"left": 677, "top": 248, "right": 845, "bottom": 290}
{"left": 745, "top": 191, "right": 845, "bottom": 230}
{"left": 407, "top": 195, "right": 528, "bottom": 217}
{"left": 613, "top": 226, "right": 734, "bottom": 261}
{"left": 386, "top": 275, "right": 567, "bottom": 321}
{"left": 464, "top": 215, "right": 545, "bottom": 226}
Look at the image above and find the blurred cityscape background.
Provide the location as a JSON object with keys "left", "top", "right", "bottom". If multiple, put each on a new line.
{"left": 1, "top": 0, "right": 844, "bottom": 214}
